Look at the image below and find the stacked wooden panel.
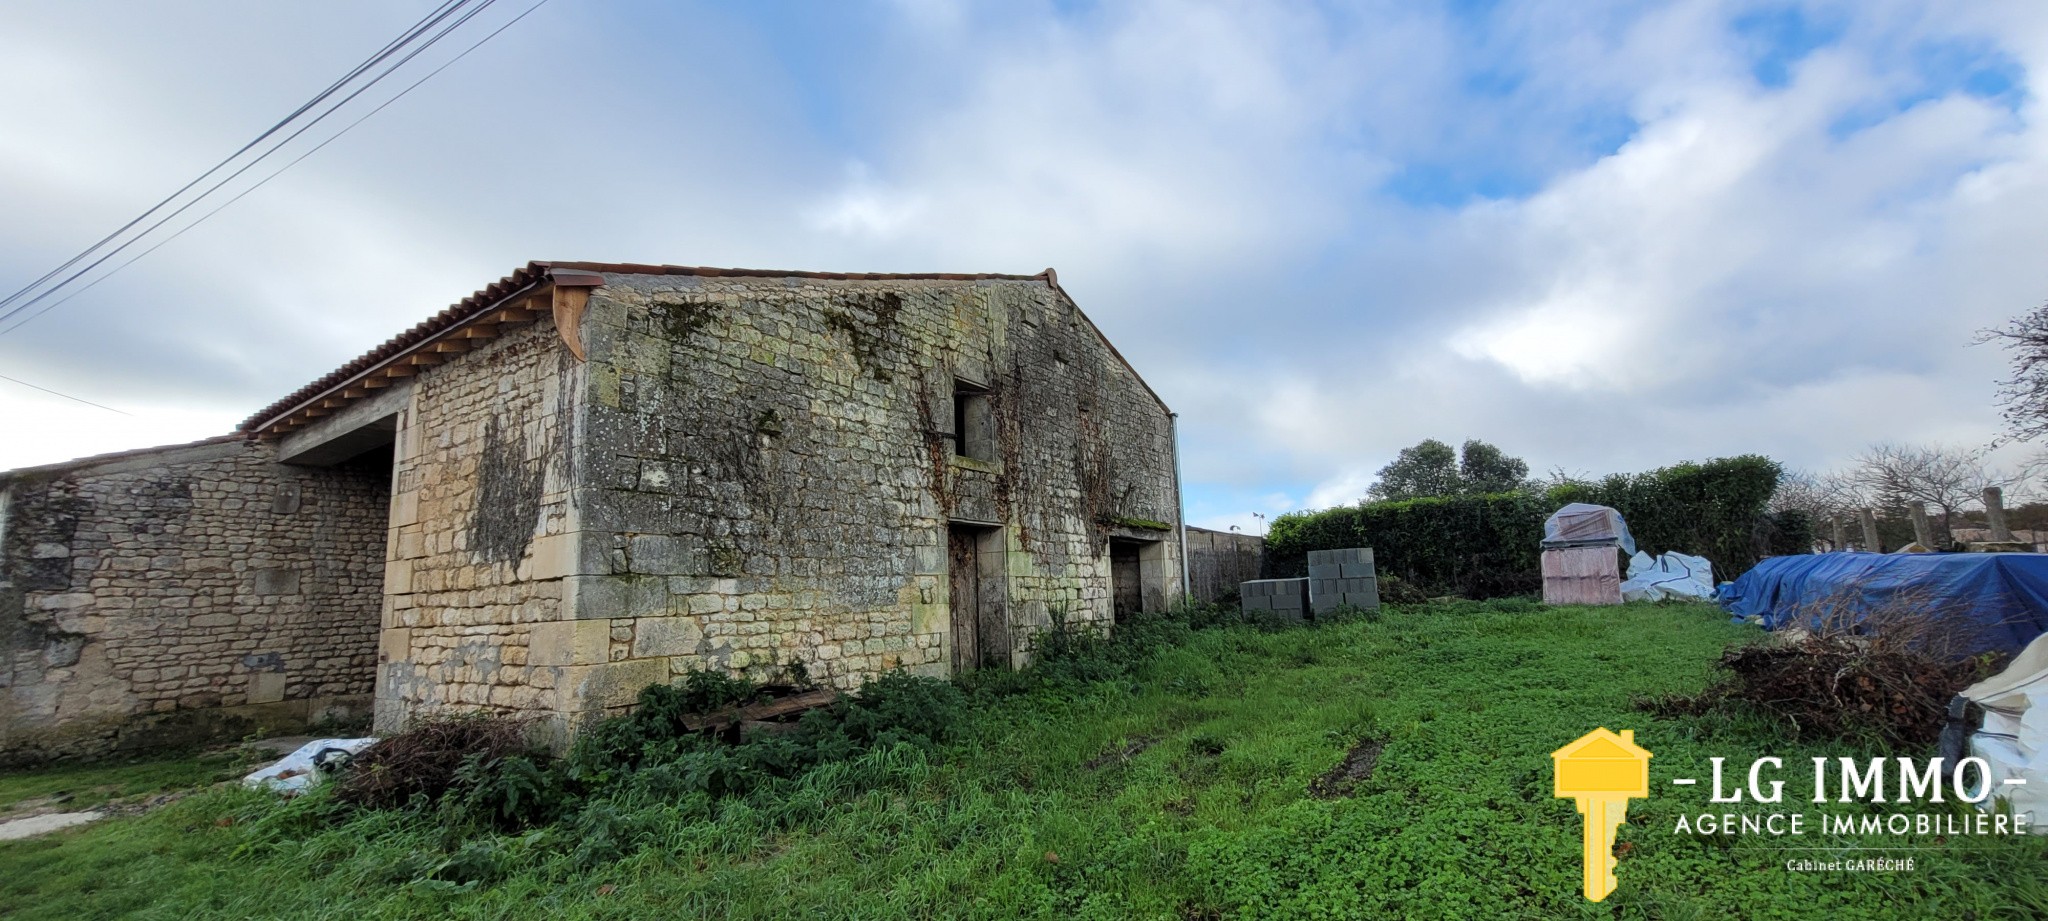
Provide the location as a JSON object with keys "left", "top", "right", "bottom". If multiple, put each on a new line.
{"left": 1541, "top": 546, "right": 1623, "bottom": 605}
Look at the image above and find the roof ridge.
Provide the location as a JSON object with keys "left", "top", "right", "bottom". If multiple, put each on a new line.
{"left": 238, "top": 262, "right": 1168, "bottom": 434}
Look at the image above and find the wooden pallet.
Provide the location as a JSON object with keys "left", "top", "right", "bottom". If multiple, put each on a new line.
{"left": 681, "top": 688, "right": 843, "bottom": 734}
{"left": 1541, "top": 546, "right": 1623, "bottom": 605}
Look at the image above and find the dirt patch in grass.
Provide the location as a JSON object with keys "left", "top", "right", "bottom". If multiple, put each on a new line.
{"left": 1085, "top": 736, "right": 1158, "bottom": 770}
{"left": 1309, "top": 738, "right": 1385, "bottom": 799}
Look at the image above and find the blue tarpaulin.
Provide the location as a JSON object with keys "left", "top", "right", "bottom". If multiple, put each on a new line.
{"left": 1717, "top": 553, "right": 2048, "bottom": 655}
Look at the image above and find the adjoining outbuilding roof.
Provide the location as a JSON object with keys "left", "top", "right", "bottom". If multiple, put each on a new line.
{"left": 239, "top": 261, "right": 1169, "bottom": 437}
{"left": 0, "top": 434, "right": 246, "bottom": 481}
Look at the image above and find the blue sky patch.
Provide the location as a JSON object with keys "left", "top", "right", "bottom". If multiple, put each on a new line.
{"left": 1829, "top": 38, "right": 2027, "bottom": 139}
{"left": 1733, "top": 5, "right": 1845, "bottom": 89}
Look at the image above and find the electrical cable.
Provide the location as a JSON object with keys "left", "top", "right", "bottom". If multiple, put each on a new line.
{"left": 0, "top": 0, "right": 551, "bottom": 337}
{"left": 0, "top": 0, "right": 475, "bottom": 316}
{"left": 0, "top": 373, "right": 132, "bottom": 415}
{"left": 0, "top": 0, "right": 505, "bottom": 331}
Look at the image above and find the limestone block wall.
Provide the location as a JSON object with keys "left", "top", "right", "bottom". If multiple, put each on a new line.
{"left": 546, "top": 274, "right": 1182, "bottom": 726}
{"left": 370, "top": 273, "right": 1181, "bottom": 738}
{"left": 372, "top": 320, "right": 583, "bottom": 732}
{"left": 0, "top": 437, "right": 388, "bottom": 764}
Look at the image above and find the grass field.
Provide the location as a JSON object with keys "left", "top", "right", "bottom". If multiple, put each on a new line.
{"left": 2, "top": 598, "right": 2043, "bottom": 919}
{"left": 0, "top": 751, "right": 236, "bottom": 813}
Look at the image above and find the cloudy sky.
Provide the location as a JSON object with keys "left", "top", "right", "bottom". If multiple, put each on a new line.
{"left": 3, "top": 0, "right": 2046, "bottom": 530}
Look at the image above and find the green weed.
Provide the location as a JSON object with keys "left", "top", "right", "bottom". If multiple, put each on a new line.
{"left": 2, "top": 601, "right": 2042, "bottom": 919}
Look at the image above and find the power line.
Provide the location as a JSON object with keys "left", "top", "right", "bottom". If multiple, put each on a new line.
{"left": 0, "top": 373, "right": 132, "bottom": 415}
{"left": 0, "top": 0, "right": 553, "bottom": 338}
{"left": 0, "top": 0, "right": 546, "bottom": 333}
{"left": 0, "top": 0, "right": 503, "bottom": 331}
{"left": 0, "top": 0, "right": 474, "bottom": 317}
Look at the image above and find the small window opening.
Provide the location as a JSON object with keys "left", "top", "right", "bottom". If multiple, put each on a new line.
{"left": 953, "top": 379, "right": 995, "bottom": 461}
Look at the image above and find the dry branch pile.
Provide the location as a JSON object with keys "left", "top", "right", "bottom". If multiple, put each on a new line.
{"left": 1644, "top": 586, "right": 2008, "bottom": 748}
{"left": 333, "top": 717, "right": 537, "bottom": 809}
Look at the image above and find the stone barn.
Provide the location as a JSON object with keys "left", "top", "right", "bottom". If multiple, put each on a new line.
{"left": 0, "top": 262, "right": 1186, "bottom": 760}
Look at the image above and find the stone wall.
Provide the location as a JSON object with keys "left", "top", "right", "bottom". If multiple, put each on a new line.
{"left": 555, "top": 275, "right": 1182, "bottom": 721}
{"left": 371, "top": 273, "right": 1183, "bottom": 737}
{"left": 373, "top": 320, "right": 583, "bottom": 732}
{"left": 0, "top": 437, "right": 387, "bottom": 764}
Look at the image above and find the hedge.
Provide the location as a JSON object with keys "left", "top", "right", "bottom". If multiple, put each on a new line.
{"left": 1267, "top": 455, "right": 1804, "bottom": 598}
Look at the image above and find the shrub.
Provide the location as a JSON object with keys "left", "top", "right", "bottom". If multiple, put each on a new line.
{"left": 1270, "top": 454, "right": 1792, "bottom": 597}
{"left": 562, "top": 671, "right": 767, "bottom": 784}
{"left": 835, "top": 671, "right": 968, "bottom": 749}
{"left": 1267, "top": 492, "right": 1548, "bottom": 597}
{"left": 441, "top": 752, "right": 563, "bottom": 831}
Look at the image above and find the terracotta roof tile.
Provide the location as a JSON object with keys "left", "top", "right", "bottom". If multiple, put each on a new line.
{"left": 238, "top": 261, "right": 1167, "bottom": 434}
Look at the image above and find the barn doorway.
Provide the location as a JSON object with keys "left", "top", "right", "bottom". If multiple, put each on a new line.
{"left": 948, "top": 523, "right": 1008, "bottom": 672}
{"left": 1110, "top": 539, "right": 1144, "bottom": 621}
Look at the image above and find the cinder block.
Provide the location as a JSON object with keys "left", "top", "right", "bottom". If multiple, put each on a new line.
{"left": 1308, "top": 563, "right": 1343, "bottom": 579}
{"left": 1340, "top": 562, "right": 1376, "bottom": 578}
{"left": 1244, "top": 578, "right": 1307, "bottom": 615}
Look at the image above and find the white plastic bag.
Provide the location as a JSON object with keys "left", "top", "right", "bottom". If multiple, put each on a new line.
{"left": 1962, "top": 635, "right": 2048, "bottom": 829}
{"left": 242, "top": 737, "right": 378, "bottom": 793}
{"left": 1619, "top": 551, "right": 1715, "bottom": 602}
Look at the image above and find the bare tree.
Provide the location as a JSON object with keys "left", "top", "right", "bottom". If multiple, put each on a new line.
{"left": 1981, "top": 302, "right": 2048, "bottom": 443}
{"left": 1771, "top": 468, "right": 1867, "bottom": 548}
{"left": 1848, "top": 443, "right": 2040, "bottom": 536}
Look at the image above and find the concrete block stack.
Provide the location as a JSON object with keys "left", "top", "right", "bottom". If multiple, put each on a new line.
{"left": 1239, "top": 578, "right": 1310, "bottom": 623}
{"left": 1308, "top": 547, "right": 1380, "bottom": 615}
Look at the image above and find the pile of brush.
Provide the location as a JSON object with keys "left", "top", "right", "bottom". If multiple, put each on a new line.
{"left": 1644, "top": 587, "right": 2008, "bottom": 747}
{"left": 1648, "top": 637, "right": 1997, "bottom": 747}
{"left": 333, "top": 716, "right": 538, "bottom": 809}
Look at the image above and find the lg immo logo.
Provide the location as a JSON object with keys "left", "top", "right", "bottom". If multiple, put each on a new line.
{"left": 1551, "top": 728, "right": 1651, "bottom": 902}
{"left": 1552, "top": 729, "right": 2036, "bottom": 902}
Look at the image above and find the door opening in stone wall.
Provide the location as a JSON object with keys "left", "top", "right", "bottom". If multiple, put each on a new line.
{"left": 276, "top": 405, "right": 401, "bottom": 720}
{"left": 1110, "top": 538, "right": 1144, "bottom": 621}
{"left": 948, "top": 522, "right": 1008, "bottom": 672}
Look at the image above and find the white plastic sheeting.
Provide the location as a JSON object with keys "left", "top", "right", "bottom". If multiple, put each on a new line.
{"left": 242, "top": 738, "right": 378, "bottom": 794}
{"left": 1962, "top": 635, "right": 2048, "bottom": 829}
{"left": 1620, "top": 551, "right": 1715, "bottom": 602}
{"left": 1542, "top": 503, "right": 1637, "bottom": 555}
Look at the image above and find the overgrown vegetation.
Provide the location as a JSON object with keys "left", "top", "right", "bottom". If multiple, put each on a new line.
{"left": 1270, "top": 454, "right": 1805, "bottom": 595}
{"left": 1643, "top": 588, "right": 2010, "bottom": 748}
{"left": 1643, "top": 637, "right": 2000, "bottom": 749}
{"left": 5, "top": 600, "right": 2046, "bottom": 919}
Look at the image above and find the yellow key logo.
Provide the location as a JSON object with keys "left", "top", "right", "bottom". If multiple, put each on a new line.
{"left": 1552, "top": 728, "right": 1652, "bottom": 902}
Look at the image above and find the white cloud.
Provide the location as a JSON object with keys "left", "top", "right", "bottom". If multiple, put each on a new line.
{"left": 6, "top": 0, "right": 2048, "bottom": 533}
